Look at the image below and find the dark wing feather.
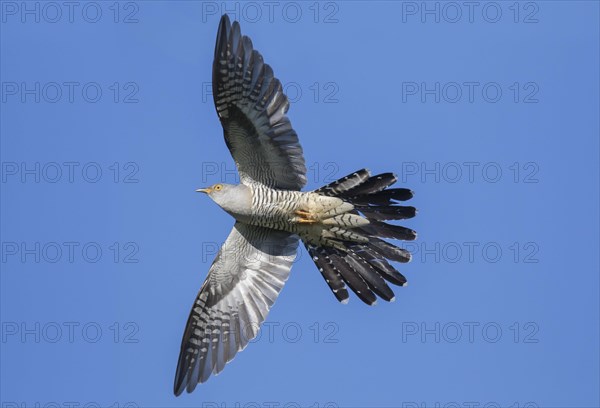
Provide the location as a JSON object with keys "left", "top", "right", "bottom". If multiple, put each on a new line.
{"left": 174, "top": 223, "right": 298, "bottom": 395}
{"left": 212, "top": 15, "right": 306, "bottom": 190}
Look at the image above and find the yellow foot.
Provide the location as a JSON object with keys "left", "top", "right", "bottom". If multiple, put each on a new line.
{"left": 297, "top": 219, "right": 317, "bottom": 224}
{"left": 295, "top": 209, "right": 311, "bottom": 217}
{"left": 295, "top": 209, "right": 318, "bottom": 224}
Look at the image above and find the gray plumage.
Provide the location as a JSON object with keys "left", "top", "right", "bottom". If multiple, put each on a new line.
{"left": 212, "top": 14, "right": 306, "bottom": 190}
{"left": 174, "top": 14, "right": 417, "bottom": 396}
{"left": 174, "top": 223, "right": 297, "bottom": 393}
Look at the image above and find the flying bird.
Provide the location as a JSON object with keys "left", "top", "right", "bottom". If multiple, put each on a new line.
{"left": 174, "top": 14, "right": 417, "bottom": 396}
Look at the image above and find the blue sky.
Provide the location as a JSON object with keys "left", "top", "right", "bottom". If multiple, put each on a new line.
{"left": 1, "top": 1, "right": 599, "bottom": 407}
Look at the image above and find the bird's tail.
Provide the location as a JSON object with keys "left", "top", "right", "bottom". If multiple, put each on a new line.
{"left": 305, "top": 169, "right": 417, "bottom": 305}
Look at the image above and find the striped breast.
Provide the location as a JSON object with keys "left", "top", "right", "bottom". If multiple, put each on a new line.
{"left": 249, "top": 185, "right": 305, "bottom": 230}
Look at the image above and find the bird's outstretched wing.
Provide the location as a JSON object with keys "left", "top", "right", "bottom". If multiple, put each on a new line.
{"left": 212, "top": 14, "right": 306, "bottom": 190}
{"left": 174, "top": 223, "right": 298, "bottom": 396}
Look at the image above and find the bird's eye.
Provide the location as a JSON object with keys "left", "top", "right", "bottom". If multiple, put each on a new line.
{"left": 214, "top": 184, "right": 223, "bottom": 191}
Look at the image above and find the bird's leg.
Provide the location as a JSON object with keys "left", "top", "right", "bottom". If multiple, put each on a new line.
{"left": 294, "top": 209, "right": 318, "bottom": 224}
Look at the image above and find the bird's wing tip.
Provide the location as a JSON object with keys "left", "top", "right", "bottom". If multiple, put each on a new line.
{"left": 220, "top": 13, "right": 231, "bottom": 25}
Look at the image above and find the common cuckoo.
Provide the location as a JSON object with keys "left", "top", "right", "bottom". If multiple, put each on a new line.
{"left": 174, "top": 14, "right": 417, "bottom": 395}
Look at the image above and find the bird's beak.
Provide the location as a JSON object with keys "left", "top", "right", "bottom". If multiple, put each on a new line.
{"left": 196, "top": 188, "right": 212, "bottom": 194}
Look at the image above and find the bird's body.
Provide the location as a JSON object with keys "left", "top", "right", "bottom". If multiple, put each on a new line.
{"left": 208, "top": 183, "right": 370, "bottom": 248}
{"left": 173, "top": 14, "right": 418, "bottom": 396}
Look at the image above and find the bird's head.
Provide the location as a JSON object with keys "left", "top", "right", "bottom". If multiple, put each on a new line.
{"left": 196, "top": 183, "right": 234, "bottom": 200}
{"left": 196, "top": 183, "right": 252, "bottom": 216}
